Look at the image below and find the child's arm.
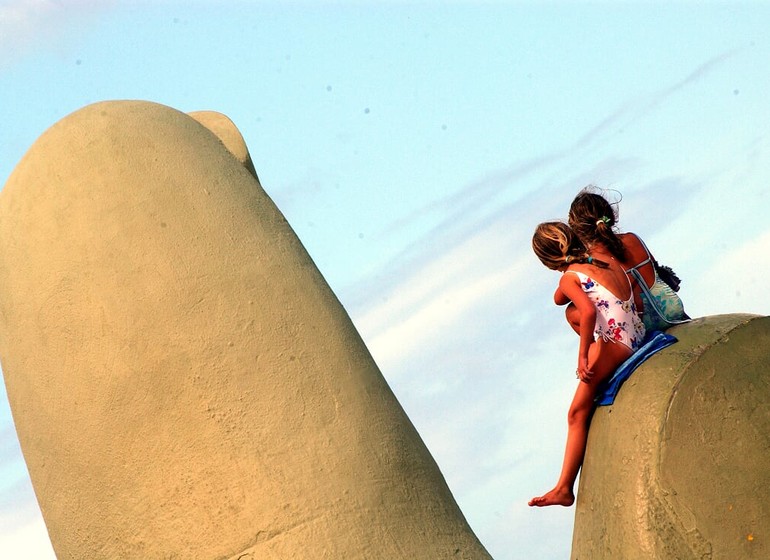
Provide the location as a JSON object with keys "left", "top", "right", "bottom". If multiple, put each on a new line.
{"left": 558, "top": 272, "right": 597, "bottom": 381}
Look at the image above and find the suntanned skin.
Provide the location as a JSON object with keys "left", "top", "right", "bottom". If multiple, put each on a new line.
{"left": 562, "top": 233, "right": 656, "bottom": 334}
{"left": 528, "top": 259, "right": 634, "bottom": 507}
{"left": 618, "top": 232, "right": 656, "bottom": 309}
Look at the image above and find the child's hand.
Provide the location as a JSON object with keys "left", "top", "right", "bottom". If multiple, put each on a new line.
{"left": 576, "top": 356, "right": 593, "bottom": 383}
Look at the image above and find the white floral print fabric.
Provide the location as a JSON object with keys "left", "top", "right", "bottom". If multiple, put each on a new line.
{"left": 568, "top": 270, "right": 645, "bottom": 351}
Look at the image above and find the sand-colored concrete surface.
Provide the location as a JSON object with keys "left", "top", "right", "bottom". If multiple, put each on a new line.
{"left": 0, "top": 101, "right": 491, "bottom": 559}
{"left": 188, "top": 110, "right": 258, "bottom": 178}
{"left": 572, "top": 314, "right": 770, "bottom": 559}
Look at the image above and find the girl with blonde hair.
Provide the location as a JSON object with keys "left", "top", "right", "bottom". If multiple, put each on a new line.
{"left": 528, "top": 221, "right": 645, "bottom": 507}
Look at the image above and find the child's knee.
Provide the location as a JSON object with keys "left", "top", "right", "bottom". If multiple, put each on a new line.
{"left": 567, "top": 404, "right": 592, "bottom": 426}
{"left": 565, "top": 303, "right": 580, "bottom": 333}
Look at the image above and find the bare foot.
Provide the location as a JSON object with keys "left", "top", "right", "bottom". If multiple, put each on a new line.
{"left": 528, "top": 487, "right": 575, "bottom": 507}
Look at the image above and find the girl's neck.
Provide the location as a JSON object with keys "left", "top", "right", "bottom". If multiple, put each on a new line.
{"left": 588, "top": 242, "right": 615, "bottom": 260}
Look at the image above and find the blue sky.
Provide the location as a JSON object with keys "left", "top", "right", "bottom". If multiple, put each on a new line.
{"left": 1, "top": 1, "right": 770, "bottom": 558}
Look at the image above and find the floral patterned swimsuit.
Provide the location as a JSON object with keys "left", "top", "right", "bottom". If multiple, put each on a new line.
{"left": 567, "top": 270, "right": 646, "bottom": 352}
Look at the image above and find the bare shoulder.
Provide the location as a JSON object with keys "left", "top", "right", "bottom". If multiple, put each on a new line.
{"left": 559, "top": 267, "right": 594, "bottom": 304}
{"left": 559, "top": 267, "right": 585, "bottom": 289}
{"left": 619, "top": 232, "right": 642, "bottom": 250}
{"left": 619, "top": 232, "right": 651, "bottom": 264}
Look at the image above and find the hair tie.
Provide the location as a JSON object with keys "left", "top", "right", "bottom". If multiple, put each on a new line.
{"left": 565, "top": 255, "right": 573, "bottom": 263}
{"left": 596, "top": 216, "right": 611, "bottom": 226}
{"left": 587, "top": 256, "right": 593, "bottom": 264}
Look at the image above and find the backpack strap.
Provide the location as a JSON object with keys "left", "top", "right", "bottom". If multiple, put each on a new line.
{"left": 624, "top": 233, "right": 653, "bottom": 273}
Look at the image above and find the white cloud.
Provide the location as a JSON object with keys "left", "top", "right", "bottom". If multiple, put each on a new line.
{"left": 0, "top": 0, "right": 112, "bottom": 68}
{"left": 0, "top": 508, "right": 55, "bottom": 559}
{"left": 572, "top": 48, "right": 741, "bottom": 154}
{"left": 0, "top": 1, "right": 64, "bottom": 46}
{"left": 688, "top": 228, "right": 770, "bottom": 317}
{"left": 356, "top": 218, "right": 536, "bottom": 371}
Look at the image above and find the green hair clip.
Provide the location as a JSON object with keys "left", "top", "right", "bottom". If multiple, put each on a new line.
{"left": 596, "top": 216, "right": 611, "bottom": 226}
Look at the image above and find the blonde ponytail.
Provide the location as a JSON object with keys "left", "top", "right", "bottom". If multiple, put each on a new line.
{"left": 533, "top": 222, "right": 608, "bottom": 270}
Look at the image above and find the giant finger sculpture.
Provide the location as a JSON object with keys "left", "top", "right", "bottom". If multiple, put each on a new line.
{"left": 0, "top": 101, "right": 492, "bottom": 559}
{"left": 573, "top": 314, "right": 770, "bottom": 559}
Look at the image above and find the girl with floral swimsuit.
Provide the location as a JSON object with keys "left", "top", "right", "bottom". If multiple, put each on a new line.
{"left": 528, "top": 221, "right": 645, "bottom": 508}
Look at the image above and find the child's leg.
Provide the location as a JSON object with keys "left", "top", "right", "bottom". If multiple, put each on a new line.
{"left": 528, "top": 339, "right": 631, "bottom": 507}
{"left": 565, "top": 303, "right": 580, "bottom": 335}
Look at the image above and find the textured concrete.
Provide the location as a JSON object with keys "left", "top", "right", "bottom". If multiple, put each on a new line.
{"left": 572, "top": 314, "right": 770, "bottom": 559}
{"left": 0, "top": 101, "right": 491, "bottom": 559}
{"left": 188, "top": 110, "right": 258, "bottom": 178}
